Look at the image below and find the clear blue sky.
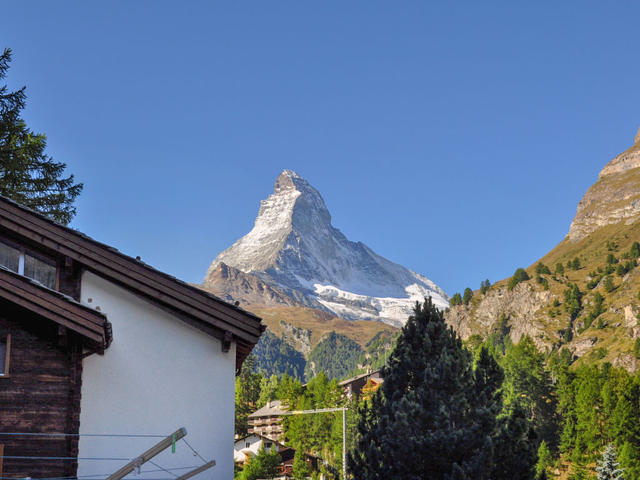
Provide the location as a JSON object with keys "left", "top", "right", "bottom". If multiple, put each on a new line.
{"left": 3, "top": 1, "right": 640, "bottom": 295}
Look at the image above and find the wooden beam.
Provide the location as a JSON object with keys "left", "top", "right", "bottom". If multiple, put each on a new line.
{"left": 105, "top": 428, "right": 187, "bottom": 480}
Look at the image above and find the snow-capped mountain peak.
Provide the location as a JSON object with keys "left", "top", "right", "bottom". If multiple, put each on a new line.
{"left": 204, "top": 170, "right": 449, "bottom": 326}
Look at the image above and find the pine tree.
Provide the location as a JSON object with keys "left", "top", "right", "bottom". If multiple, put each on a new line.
{"left": 239, "top": 445, "right": 282, "bottom": 480}
{"left": 536, "top": 440, "right": 553, "bottom": 480}
{"left": 235, "top": 355, "right": 263, "bottom": 436}
{"left": 292, "top": 449, "right": 311, "bottom": 479}
{"left": 480, "top": 279, "right": 491, "bottom": 294}
{"left": 463, "top": 287, "right": 473, "bottom": 305}
{"left": 348, "top": 298, "right": 535, "bottom": 480}
{"left": 0, "top": 48, "right": 82, "bottom": 224}
{"left": 596, "top": 444, "right": 624, "bottom": 480}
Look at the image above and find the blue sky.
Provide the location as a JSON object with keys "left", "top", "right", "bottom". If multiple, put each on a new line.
{"left": 3, "top": 1, "right": 640, "bottom": 295}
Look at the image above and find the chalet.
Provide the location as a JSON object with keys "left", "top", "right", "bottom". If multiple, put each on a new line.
{"left": 0, "top": 196, "right": 263, "bottom": 479}
{"left": 233, "top": 433, "right": 284, "bottom": 463}
{"left": 234, "top": 434, "right": 324, "bottom": 479}
{"left": 247, "top": 400, "right": 288, "bottom": 441}
{"left": 339, "top": 369, "right": 383, "bottom": 400}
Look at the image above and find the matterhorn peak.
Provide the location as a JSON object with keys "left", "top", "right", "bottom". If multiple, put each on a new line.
{"left": 204, "top": 170, "right": 449, "bottom": 326}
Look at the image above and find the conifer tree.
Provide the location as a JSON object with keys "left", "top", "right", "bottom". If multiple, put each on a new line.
{"left": 596, "top": 444, "right": 624, "bottom": 480}
{"left": 0, "top": 48, "right": 82, "bottom": 224}
{"left": 463, "top": 287, "right": 473, "bottom": 305}
{"left": 348, "top": 298, "right": 535, "bottom": 480}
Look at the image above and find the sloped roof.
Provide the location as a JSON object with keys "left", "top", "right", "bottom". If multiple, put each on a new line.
{"left": 0, "top": 265, "right": 110, "bottom": 348}
{"left": 0, "top": 196, "right": 263, "bottom": 367}
{"left": 249, "top": 400, "right": 288, "bottom": 417}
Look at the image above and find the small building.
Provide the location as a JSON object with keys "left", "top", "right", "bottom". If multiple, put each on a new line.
{"left": 234, "top": 434, "right": 324, "bottom": 479}
{"left": 233, "top": 433, "right": 285, "bottom": 464}
{"left": 339, "top": 369, "right": 383, "bottom": 400}
{"left": 248, "top": 400, "right": 288, "bottom": 441}
{"left": 0, "top": 196, "right": 263, "bottom": 479}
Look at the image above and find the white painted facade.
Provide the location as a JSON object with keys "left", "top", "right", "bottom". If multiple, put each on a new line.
{"left": 233, "top": 434, "right": 282, "bottom": 463}
{"left": 77, "top": 271, "right": 236, "bottom": 479}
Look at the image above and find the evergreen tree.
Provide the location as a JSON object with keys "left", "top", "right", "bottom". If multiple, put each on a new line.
{"left": 480, "top": 279, "right": 491, "bottom": 294}
{"left": 348, "top": 298, "right": 534, "bottom": 480}
{"left": 596, "top": 444, "right": 624, "bottom": 480}
{"left": 630, "top": 242, "right": 640, "bottom": 259}
{"left": 536, "top": 263, "right": 552, "bottom": 275}
{"left": 0, "top": 48, "right": 82, "bottom": 224}
{"left": 509, "top": 268, "right": 531, "bottom": 291}
{"left": 536, "top": 441, "right": 553, "bottom": 480}
{"left": 235, "top": 355, "right": 263, "bottom": 436}
{"left": 556, "top": 263, "right": 565, "bottom": 275}
{"left": 463, "top": 287, "right": 473, "bottom": 305}
{"left": 492, "top": 405, "right": 537, "bottom": 480}
{"left": 292, "top": 449, "right": 312, "bottom": 479}
{"left": 450, "top": 292, "right": 463, "bottom": 306}
{"left": 603, "top": 276, "right": 615, "bottom": 293}
{"left": 238, "top": 445, "right": 282, "bottom": 480}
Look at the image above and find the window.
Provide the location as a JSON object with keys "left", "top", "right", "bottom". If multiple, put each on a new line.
{"left": 265, "top": 442, "right": 272, "bottom": 449}
{"left": 0, "top": 334, "right": 11, "bottom": 377}
{"left": 0, "top": 239, "right": 56, "bottom": 289}
{"left": 245, "top": 442, "right": 250, "bottom": 448}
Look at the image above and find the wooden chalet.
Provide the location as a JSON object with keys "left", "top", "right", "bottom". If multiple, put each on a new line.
{"left": 0, "top": 196, "right": 263, "bottom": 479}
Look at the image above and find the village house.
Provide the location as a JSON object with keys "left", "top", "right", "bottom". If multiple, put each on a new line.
{"left": 234, "top": 433, "right": 324, "bottom": 479}
{"left": 0, "top": 196, "right": 263, "bottom": 479}
{"left": 233, "top": 432, "right": 284, "bottom": 463}
{"left": 338, "top": 369, "right": 383, "bottom": 400}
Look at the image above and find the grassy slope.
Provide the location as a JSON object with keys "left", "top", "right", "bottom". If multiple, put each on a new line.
{"left": 463, "top": 219, "right": 640, "bottom": 367}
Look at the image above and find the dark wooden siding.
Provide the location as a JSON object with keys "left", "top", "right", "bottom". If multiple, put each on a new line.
{"left": 0, "top": 307, "right": 82, "bottom": 478}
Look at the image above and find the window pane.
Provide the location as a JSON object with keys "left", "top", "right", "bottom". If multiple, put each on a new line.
{"left": 0, "top": 242, "right": 20, "bottom": 273}
{"left": 0, "top": 340, "right": 5, "bottom": 375}
{"left": 24, "top": 254, "right": 56, "bottom": 289}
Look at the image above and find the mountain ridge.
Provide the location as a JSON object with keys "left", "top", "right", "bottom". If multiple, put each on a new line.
{"left": 446, "top": 127, "right": 640, "bottom": 372}
{"left": 203, "top": 169, "right": 448, "bottom": 326}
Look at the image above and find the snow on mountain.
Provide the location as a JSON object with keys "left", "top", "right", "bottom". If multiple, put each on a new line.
{"left": 204, "top": 170, "right": 449, "bottom": 326}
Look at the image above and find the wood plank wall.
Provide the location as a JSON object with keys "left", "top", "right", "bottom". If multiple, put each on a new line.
{"left": 0, "top": 310, "right": 82, "bottom": 478}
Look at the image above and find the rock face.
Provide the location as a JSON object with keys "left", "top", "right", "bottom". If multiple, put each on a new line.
{"left": 446, "top": 282, "right": 551, "bottom": 347}
{"left": 568, "top": 129, "right": 640, "bottom": 242}
{"left": 203, "top": 169, "right": 448, "bottom": 326}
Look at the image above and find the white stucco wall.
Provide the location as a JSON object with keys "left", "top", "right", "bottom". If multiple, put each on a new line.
{"left": 78, "top": 271, "right": 236, "bottom": 479}
{"left": 233, "top": 434, "right": 281, "bottom": 463}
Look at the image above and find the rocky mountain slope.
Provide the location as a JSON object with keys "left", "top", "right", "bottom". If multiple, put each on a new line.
{"left": 446, "top": 128, "right": 640, "bottom": 371}
{"left": 204, "top": 169, "right": 448, "bottom": 326}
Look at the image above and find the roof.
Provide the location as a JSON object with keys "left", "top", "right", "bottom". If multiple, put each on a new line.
{"left": 234, "top": 433, "right": 286, "bottom": 448}
{"left": 0, "top": 196, "right": 264, "bottom": 367}
{"left": 338, "top": 369, "right": 382, "bottom": 387}
{"left": 249, "top": 400, "right": 288, "bottom": 418}
{"left": 0, "top": 265, "right": 110, "bottom": 348}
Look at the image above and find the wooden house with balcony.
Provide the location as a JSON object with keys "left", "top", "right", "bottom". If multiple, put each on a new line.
{"left": 0, "top": 196, "right": 263, "bottom": 479}
{"left": 247, "top": 400, "right": 288, "bottom": 442}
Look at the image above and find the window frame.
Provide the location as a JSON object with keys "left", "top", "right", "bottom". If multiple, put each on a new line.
{"left": 0, "top": 235, "right": 58, "bottom": 289}
{"left": 0, "top": 334, "right": 11, "bottom": 378}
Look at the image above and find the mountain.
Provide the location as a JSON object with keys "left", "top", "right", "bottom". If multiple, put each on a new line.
{"left": 204, "top": 169, "right": 448, "bottom": 327}
{"left": 446, "top": 128, "right": 640, "bottom": 372}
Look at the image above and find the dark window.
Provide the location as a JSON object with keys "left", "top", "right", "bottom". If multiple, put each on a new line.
{"left": 0, "top": 334, "right": 11, "bottom": 376}
{"left": 0, "top": 239, "right": 56, "bottom": 289}
{"left": 24, "top": 253, "right": 56, "bottom": 289}
{"left": 0, "top": 241, "right": 20, "bottom": 272}
{"left": 245, "top": 442, "right": 250, "bottom": 448}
